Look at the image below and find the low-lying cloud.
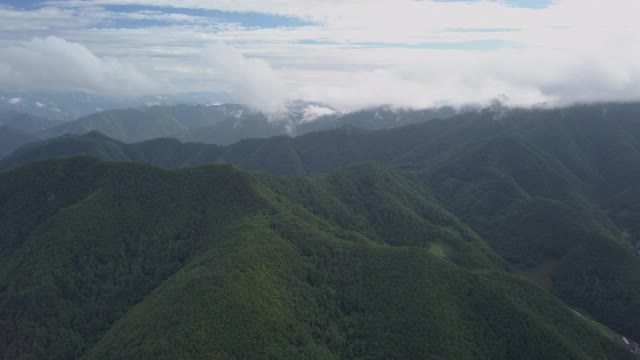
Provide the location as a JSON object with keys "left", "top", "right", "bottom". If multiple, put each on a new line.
{"left": 2, "top": 0, "right": 640, "bottom": 113}
{"left": 0, "top": 36, "right": 159, "bottom": 97}
{"left": 3, "top": 35, "right": 640, "bottom": 112}
{"left": 293, "top": 44, "right": 640, "bottom": 110}
{"left": 201, "top": 44, "right": 287, "bottom": 112}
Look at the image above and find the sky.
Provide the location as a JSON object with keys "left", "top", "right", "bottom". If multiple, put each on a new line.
{"left": 0, "top": 0, "right": 639, "bottom": 111}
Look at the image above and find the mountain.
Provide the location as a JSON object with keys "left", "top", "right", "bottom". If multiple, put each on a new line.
{"left": 0, "top": 111, "right": 54, "bottom": 158}
{"left": 0, "top": 89, "right": 457, "bottom": 141}
{"left": 0, "top": 90, "right": 128, "bottom": 121}
{"left": 39, "top": 108, "right": 190, "bottom": 143}
{"left": 143, "top": 103, "right": 247, "bottom": 129}
{"left": 0, "top": 125, "right": 39, "bottom": 158}
{"left": 6, "top": 102, "right": 640, "bottom": 345}
{"left": 38, "top": 103, "right": 458, "bottom": 146}
{"left": 175, "top": 112, "right": 290, "bottom": 146}
{"left": 0, "top": 157, "right": 632, "bottom": 359}
{"left": 0, "top": 90, "right": 232, "bottom": 121}
{"left": 294, "top": 105, "right": 456, "bottom": 134}
{"left": 38, "top": 104, "right": 259, "bottom": 143}
{"left": 0, "top": 131, "right": 207, "bottom": 171}
{"left": 0, "top": 111, "right": 60, "bottom": 134}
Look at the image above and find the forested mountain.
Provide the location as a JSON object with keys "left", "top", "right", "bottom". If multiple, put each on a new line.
{"left": 39, "top": 108, "right": 191, "bottom": 143}
{"left": 37, "top": 104, "right": 275, "bottom": 143}
{"left": 36, "top": 103, "right": 457, "bottom": 145}
{"left": 3, "top": 102, "right": 640, "bottom": 358}
{"left": 293, "top": 105, "right": 456, "bottom": 135}
{"left": 174, "top": 111, "right": 289, "bottom": 146}
{"left": 0, "top": 157, "right": 632, "bottom": 359}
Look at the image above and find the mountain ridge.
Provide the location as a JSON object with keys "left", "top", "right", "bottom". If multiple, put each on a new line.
{"left": 5, "top": 102, "right": 640, "bottom": 342}
{"left": 0, "top": 156, "right": 633, "bottom": 359}
{"left": 35, "top": 103, "right": 457, "bottom": 146}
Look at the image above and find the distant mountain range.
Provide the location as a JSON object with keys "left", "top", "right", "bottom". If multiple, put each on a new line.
{"left": 0, "top": 102, "right": 457, "bottom": 159}
{"left": 0, "top": 110, "right": 61, "bottom": 133}
{"left": 0, "top": 88, "right": 461, "bottom": 155}
{"left": 33, "top": 103, "right": 456, "bottom": 145}
{"left": 0, "top": 110, "right": 62, "bottom": 157}
{"left": 0, "top": 90, "right": 233, "bottom": 121}
{"left": 0, "top": 126, "right": 39, "bottom": 158}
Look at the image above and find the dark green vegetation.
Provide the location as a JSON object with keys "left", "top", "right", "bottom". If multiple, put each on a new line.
{"left": 0, "top": 157, "right": 632, "bottom": 359}
{"left": 4, "top": 102, "right": 640, "bottom": 358}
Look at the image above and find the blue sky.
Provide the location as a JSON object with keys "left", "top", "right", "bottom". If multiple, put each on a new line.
{"left": 0, "top": 0, "right": 316, "bottom": 29}
{"left": 1, "top": 0, "right": 554, "bottom": 31}
{"left": 2, "top": 0, "right": 555, "bottom": 8}
{"left": 1, "top": 0, "right": 42, "bottom": 6}
{"left": 0, "top": 0, "right": 638, "bottom": 111}
{"left": 101, "top": 5, "right": 317, "bottom": 28}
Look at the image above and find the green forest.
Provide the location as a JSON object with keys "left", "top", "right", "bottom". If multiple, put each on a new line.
{"left": 3, "top": 103, "right": 640, "bottom": 359}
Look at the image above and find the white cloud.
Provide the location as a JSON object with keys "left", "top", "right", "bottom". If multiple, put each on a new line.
{"left": 290, "top": 44, "right": 640, "bottom": 110}
{"left": 7, "top": 97, "right": 22, "bottom": 104}
{"left": 0, "top": 5, "right": 100, "bottom": 32}
{"left": 201, "top": 43, "right": 287, "bottom": 112}
{"left": 301, "top": 105, "right": 337, "bottom": 123}
{"left": 0, "top": 36, "right": 160, "bottom": 96}
{"left": 1, "top": 0, "right": 640, "bottom": 110}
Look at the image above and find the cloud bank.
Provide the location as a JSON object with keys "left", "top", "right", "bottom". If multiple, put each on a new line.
{"left": 293, "top": 45, "right": 640, "bottom": 110}
{"left": 1, "top": 0, "right": 639, "bottom": 111}
{"left": 202, "top": 44, "right": 287, "bottom": 112}
{"left": 0, "top": 36, "right": 158, "bottom": 97}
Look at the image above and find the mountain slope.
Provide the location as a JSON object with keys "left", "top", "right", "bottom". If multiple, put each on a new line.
{"left": 38, "top": 104, "right": 272, "bottom": 145}
{"left": 40, "top": 108, "right": 190, "bottom": 143}
{"left": 175, "top": 112, "right": 286, "bottom": 146}
{"left": 0, "top": 90, "right": 233, "bottom": 121}
{"left": 0, "top": 125, "right": 39, "bottom": 158}
{"left": 0, "top": 157, "right": 631, "bottom": 359}
{"left": 0, "top": 111, "right": 59, "bottom": 134}
{"left": 37, "top": 103, "right": 458, "bottom": 146}
{"left": 6, "top": 102, "right": 640, "bottom": 342}
{"left": 1, "top": 131, "right": 130, "bottom": 169}
{"left": 294, "top": 105, "right": 455, "bottom": 135}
